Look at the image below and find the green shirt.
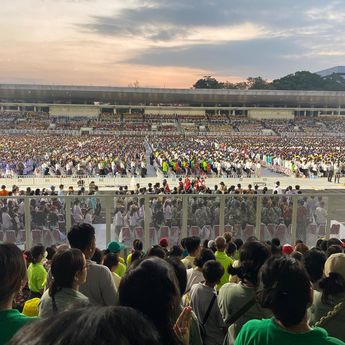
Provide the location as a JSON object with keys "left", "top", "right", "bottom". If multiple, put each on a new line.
{"left": 0, "top": 309, "right": 37, "bottom": 345}
{"left": 214, "top": 251, "right": 233, "bottom": 289}
{"left": 234, "top": 318, "right": 345, "bottom": 345}
{"left": 27, "top": 263, "right": 48, "bottom": 293}
{"left": 115, "top": 262, "right": 126, "bottom": 278}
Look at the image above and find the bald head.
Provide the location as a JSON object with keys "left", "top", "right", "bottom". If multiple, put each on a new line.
{"left": 215, "top": 236, "right": 226, "bottom": 251}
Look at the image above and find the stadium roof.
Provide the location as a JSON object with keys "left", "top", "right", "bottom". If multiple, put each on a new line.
{"left": 1, "top": 83, "right": 345, "bottom": 107}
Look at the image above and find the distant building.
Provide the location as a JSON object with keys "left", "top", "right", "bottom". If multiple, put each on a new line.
{"left": 316, "top": 66, "right": 345, "bottom": 79}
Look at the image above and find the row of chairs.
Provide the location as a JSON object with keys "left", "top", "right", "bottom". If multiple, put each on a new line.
{"left": 0, "top": 228, "right": 64, "bottom": 246}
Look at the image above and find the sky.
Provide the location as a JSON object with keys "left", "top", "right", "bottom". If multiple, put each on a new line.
{"left": 0, "top": 0, "right": 345, "bottom": 88}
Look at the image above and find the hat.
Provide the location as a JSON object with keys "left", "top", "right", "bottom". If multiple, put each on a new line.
{"left": 107, "top": 241, "right": 125, "bottom": 253}
{"left": 282, "top": 244, "right": 294, "bottom": 255}
{"left": 159, "top": 237, "right": 169, "bottom": 248}
{"left": 324, "top": 253, "right": 345, "bottom": 280}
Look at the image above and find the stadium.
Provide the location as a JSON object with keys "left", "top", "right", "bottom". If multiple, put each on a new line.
{"left": 2, "top": 85, "right": 345, "bottom": 344}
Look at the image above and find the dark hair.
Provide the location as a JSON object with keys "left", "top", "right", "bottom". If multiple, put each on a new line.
{"left": 258, "top": 256, "right": 311, "bottom": 327}
{"left": 103, "top": 253, "right": 120, "bottom": 271}
{"left": 184, "top": 236, "right": 201, "bottom": 254}
{"left": 271, "top": 238, "right": 280, "bottom": 247}
{"left": 67, "top": 223, "right": 95, "bottom": 252}
{"left": 303, "top": 248, "right": 326, "bottom": 283}
{"left": 133, "top": 239, "right": 143, "bottom": 251}
{"left": 294, "top": 243, "right": 309, "bottom": 255}
{"left": 319, "top": 273, "right": 345, "bottom": 305}
{"left": 326, "top": 245, "right": 343, "bottom": 257}
{"left": 203, "top": 261, "right": 224, "bottom": 285}
{"left": 49, "top": 249, "right": 85, "bottom": 312}
{"left": 167, "top": 245, "right": 183, "bottom": 258}
{"left": 46, "top": 247, "right": 57, "bottom": 261}
{"left": 233, "top": 238, "right": 243, "bottom": 251}
{"left": 30, "top": 245, "right": 46, "bottom": 264}
{"left": 131, "top": 250, "right": 144, "bottom": 264}
{"left": 290, "top": 251, "right": 303, "bottom": 262}
{"left": 147, "top": 246, "right": 166, "bottom": 259}
{"left": 91, "top": 248, "right": 104, "bottom": 264}
{"left": 226, "top": 242, "right": 237, "bottom": 257}
{"left": 194, "top": 248, "right": 216, "bottom": 268}
{"left": 228, "top": 241, "right": 270, "bottom": 286}
{"left": 119, "top": 257, "right": 181, "bottom": 345}
{"left": 8, "top": 306, "right": 160, "bottom": 345}
{"left": 165, "top": 257, "right": 187, "bottom": 295}
{"left": 0, "top": 243, "right": 27, "bottom": 307}
{"left": 327, "top": 238, "right": 343, "bottom": 248}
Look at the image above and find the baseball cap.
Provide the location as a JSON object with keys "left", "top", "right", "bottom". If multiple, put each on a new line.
{"left": 107, "top": 241, "right": 125, "bottom": 253}
{"left": 159, "top": 237, "right": 169, "bottom": 248}
{"left": 282, "top": 244, "right": 294, "bottom": 255}
{"left": 324, "top": 253, "right": 345, "bottom": 280}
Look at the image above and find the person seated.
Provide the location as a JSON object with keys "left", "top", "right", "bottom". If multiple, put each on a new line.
{"left": 0, "top": 243, "right": 37, "bottom": 345}
{"left": 235, "top": 256, "right": 345, "bottom": 345}
{"left": 39, "top": 248, "right": 89, "bottom": 318}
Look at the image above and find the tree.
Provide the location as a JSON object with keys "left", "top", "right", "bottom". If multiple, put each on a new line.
{"left": 193, "top": 76, "right": 221, "bottom": 89}
{"left": 247, "top": 76, "right": 271, "bottom": 89}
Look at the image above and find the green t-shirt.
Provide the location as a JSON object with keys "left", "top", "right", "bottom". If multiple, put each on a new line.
{"left": 27, "top": 263, "right": 48, "bottom": 293}
{"left": 0, "top": 309, "right": 37, "bottom": 345}
{"left": 234, "top": 318, "right": 345, "bottom": 345}
{"left": 115, "top": 262, "right": 126, "bottom": 278}
{"left": 215, "top": 251, "right": 233, "bottom": 289}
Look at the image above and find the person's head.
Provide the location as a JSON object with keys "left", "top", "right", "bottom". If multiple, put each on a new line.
{"left": 46, "top": 246, "right": 57, "bottom": 262}
{"left": 147, "top": 245, "right": 166, "bottom": 259}
{"left": 226, "top": 242, "right": 237, "bottom": 257}
{"left": 67, "top": 223, "right": 96, "bottom": 259}
{"left": 203, "top": 260, "right": 224, "bottom": 286}
{"left": 319, "top": 253, "right": 345, "bottom": 305}
{"left": 8, "top": 306, "right": 160, "bottom": 345}
{"left": 184, "top": 236, "right": 201, "bottom": 256}
{"left": 207, "top": 240, "right": 217, "bottom": 252}
{"left": 295, "top": 243, "right": 309, "bottom": 255}
{"left": 281, "top": 244, "right": 294, "bottom": 256}
{"left": 30, "top": 245, "right": 46, "bottom": 264}
{"left": 258, "top": 256, "right": 312, "bottom": 328}
{"left": 233, "top": 238, "right": 243, "bottom": 251}
{"left": 132, "top": 239, "right": 143, "bottom": 252}
{"left": 326, "top": 245, "right": 343, "bottom": 257}
{"left": 165, "top": 257, "right": 187, "bottom": 296}
{"left": 91, "top": 248, "right": 104, "bottom": 264}
{"left": 131, "top": 250, "right": 144, "bottom": 264}
{"left": 303, "top": 248, "right": 326, "bottom": 284}
{"left": 215, "top": 236, "right": 226, "bottom": 252}
{"left": 229, "top": 241, "right": 270, "bottom": 286}
{"left": 271, "top": 238, "right": 280, "bottom": 248}
{"left": 290, "top": 251, "right": 303, "bottom": 262}
{"left": 103, "top": 253, "right": 120, "bottom": 273}
{"left": 327, "top": 238, "right": 343, "bottom": 248}
{"left": 194, "top": 248, "right": 216, "bottom": 269}
{"left": 119, "top": 257, "right": 181, "bottom": 345}
{"left": 167, "top": 245, "right": 183, "bottom": 259}
{"left": 0, "top": 243, "right": 27, "bottom": 309}
{"left": 224, "top": 232, "right": 232, "bottom": 244}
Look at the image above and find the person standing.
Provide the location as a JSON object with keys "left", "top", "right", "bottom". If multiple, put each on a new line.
{"left": 214, "top": 237, "right": 233, "bottom": 290}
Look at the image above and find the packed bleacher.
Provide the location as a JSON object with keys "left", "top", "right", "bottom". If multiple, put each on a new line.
{"left": 2, "top": 182, "right": 345, "bottom": 345}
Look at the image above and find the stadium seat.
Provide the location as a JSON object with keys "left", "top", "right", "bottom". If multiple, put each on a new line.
{"left": 213, "top": 225, "right": 220, "bottom": 238}
{"left": 260, "top": 223, "right": 271, "bottom": 241}
{"left": 224, "top": 224, "right": 234, "bottom": 233}
{"left": 52, "top": 229, "right": 63, "bottom": 244}
{"left": 119, "top": 227, "right": 132, "bottom": 245}
{"left": 5, "top": 230, "right": 17, "bottom": 243}
{"left": 233, "top": 224, "right": 241, "bottom": 237}
{"left": 330, "top": 224, "right": 341, "bottom": 237}
{"left": 134, "top": 227, "right": 144, "bottom": 240}
{"left": 267, "top": 224, "right": 277, "bottom": 237}
{"left": 243, "top": 224, "right": 255, "bottom": 241}
{"left": 170, "top": 226, "right": 180, "bottom": 245}
{"left": 307, "top": 223, "right": 317, "bottom": 235}
{"left": 150, "top": 227, "right": 157, "bottom": 246}
{"left": 32, "top": 229, "right": 43, "bottom": 245}
{"left": 159, "top": 226, "right": 170, "bottom": 239}
{"left": 42, "top": 229, "right": 53, "bottom": 246}
{"left": 19, "top": 230, "right": 26, "bottom": 243}
{"left": 318, "top": 224, "right": 326, "bottom": 236}
{"left": 189, "top": 226, "right": 201, "bottom": 237}
{"left": 275, "top": 224, "right": 288, "bottom": 243}
{"left": 201, "top": 225, "right": 212, "bottom": 240}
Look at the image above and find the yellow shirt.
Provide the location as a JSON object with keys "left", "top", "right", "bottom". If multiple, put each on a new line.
{"left": 27, "top": 263, "right": 47, "bottom": 293}
{"left": 214, "top": 251, "right": 233, "bottom": 290}
{"left": 115, "top": 262, "right": 126, "bottom": 278}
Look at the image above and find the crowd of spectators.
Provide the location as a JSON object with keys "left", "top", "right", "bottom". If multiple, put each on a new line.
{"left": 2, "top": 220, "right": 345, "bottom": 345}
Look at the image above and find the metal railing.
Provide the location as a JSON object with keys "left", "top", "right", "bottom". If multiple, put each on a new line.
{"left": 0, "top": 193, "right": 343, "bottom": 250}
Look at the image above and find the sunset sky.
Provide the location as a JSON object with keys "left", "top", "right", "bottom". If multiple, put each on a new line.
{"left": 1, "top": 0, "right": 344, "bottom": 88}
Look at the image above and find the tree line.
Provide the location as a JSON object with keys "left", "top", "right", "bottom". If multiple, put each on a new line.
{"left": 193, "top": 71, "right": 345, "bottom": 91}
